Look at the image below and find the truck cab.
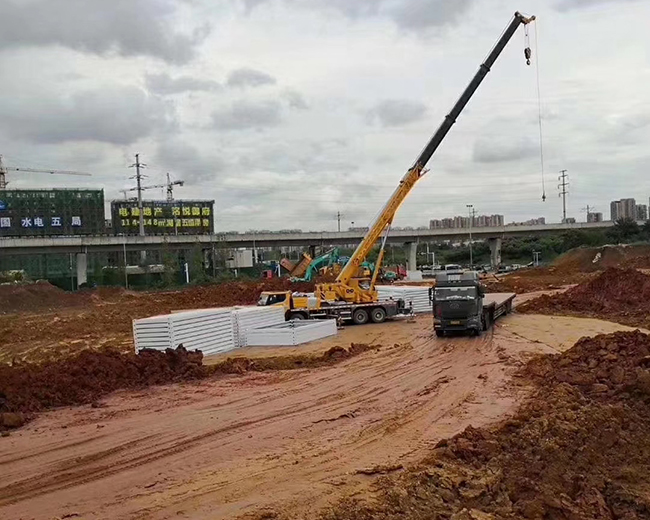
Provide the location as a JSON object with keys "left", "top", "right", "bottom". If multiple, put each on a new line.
{"left": 258, "top": 291, "right": 315, "bottom": 320}
{"left": 431, "top": 271, "right": 485, "bottom": 336}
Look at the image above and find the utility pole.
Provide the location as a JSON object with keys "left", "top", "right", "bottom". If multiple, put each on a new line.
{"left": 466, "top": 204, "right": 475, "bottom": 267}
{"left": 130, "top": 154, "right": 147, "bottom": 264}
{"left": 558, "top": 169, "right": 569, "bottom": 223}
{"left": 337, "top": 211, "right": 341, "bottom": 232}
{"left": 582, "top": 204, "right": 595, "bottom": 222}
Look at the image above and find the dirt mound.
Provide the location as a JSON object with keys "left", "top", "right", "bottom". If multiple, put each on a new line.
{"left": 0, "top": 347, "right": 207, "bottom": 418}
{"left": 519, "top": 267, "right": 650, "bottom": 329}
{"left": 147, "top": 278, "right": 315, "bottom": 311}
{"left": 0, "top": 342, "right": 376, "bottom": 430}
{"left": 0, "top": 281, "right": 90, "bottom": 315}
{"left": 553, "top": 244, "right": 650, "bottom": 274}
{"left": 320, "top": 330, "right": 650, "bottom": 520}
{"left": 484, "top": 269, "right": 591, "bottom": 294}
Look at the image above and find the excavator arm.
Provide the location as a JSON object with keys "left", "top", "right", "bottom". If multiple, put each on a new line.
{"left": 318, "top": 11, "right": 535, "bottom": 304}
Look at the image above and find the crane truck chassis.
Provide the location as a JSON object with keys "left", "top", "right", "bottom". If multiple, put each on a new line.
{"left": 430, "top": 272, "right": 515, "bottom": 336}
{"left": 258, "top": 291, "right": 411, "bottom": 325}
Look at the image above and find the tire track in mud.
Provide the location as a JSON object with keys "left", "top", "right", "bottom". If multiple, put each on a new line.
{"left": 0, "top": 318, "right": 548, "bottom": 520}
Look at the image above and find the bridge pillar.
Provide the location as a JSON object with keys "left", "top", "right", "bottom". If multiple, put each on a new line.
{"left": 406, "top": 242, "right": 418, "bottom": 272}
{"left": 76, "top": 253, "right": 88, "bottom": 288}
{"left": 488, "top": 238, "right": 502, "bottom": 269}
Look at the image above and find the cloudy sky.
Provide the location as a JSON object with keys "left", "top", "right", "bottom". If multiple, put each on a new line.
{"left": 1, "top": 0, "right": 648, "bottom": 232}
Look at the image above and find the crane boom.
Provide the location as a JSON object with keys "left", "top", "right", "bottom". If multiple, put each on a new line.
{"left": 320, "top": 11, "right": 535, "bottom": 304}
{"left": 0, "top": 154, "right": 91, "bottom": 189}
{"left": 121, "top": 174, "right": 185, "bottom": 202}
{"left": 6, "top": 167, "right": 91, "bottom": 176}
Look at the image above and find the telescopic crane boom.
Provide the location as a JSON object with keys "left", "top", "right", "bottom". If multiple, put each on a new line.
{"left": 317, "top": 11, "right": 536, "bottom": 304}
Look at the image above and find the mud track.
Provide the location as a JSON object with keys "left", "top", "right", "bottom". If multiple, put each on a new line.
{"left": 0, "top": 315, "right": 633, "bottom": 520}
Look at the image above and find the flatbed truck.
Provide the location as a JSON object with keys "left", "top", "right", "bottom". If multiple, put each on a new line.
{"left": 431, "top": 272, "right": 515, "bottom": 336}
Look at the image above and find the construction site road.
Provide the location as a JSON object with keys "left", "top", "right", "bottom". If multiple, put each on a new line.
{"left": 0, "top": 313, "right": 639, "bottom": 520}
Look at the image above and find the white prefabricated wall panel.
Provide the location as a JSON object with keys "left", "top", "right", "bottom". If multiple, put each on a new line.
{"left": 377, "top": 285, "right": 432, "bottom": 313}
{"left": 232, "top": 305, "right": 286, "bottom": 348}
{"left": 133, "top": 308, "right": 236, "bottom": 356}
{"left": 138, "top": 305, "right": 286, "bottom": 354}
{"left": 246, "top": 319, "right": 337, "bottom": 347}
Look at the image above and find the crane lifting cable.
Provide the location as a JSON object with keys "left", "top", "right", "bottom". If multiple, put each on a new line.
{"left": 525, "top": 19, "right": 547, "bottom": 202}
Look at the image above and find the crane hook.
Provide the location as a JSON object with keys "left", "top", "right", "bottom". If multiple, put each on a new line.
{"left": 523, "top": 24, "right": 532, "bottom": 66}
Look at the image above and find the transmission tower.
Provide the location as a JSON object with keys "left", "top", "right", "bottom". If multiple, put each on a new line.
{"left": 558, "top": 169, "right": 569, "bottom": 223}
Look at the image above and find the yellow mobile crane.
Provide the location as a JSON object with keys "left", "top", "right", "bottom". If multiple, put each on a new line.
{"left": 259, "top": 12, "right": 535, "bottom": 324}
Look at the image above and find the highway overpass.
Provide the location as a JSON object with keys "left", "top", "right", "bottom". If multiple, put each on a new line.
{"left": 0, "top": 221, "right": 616, "bottom": 256}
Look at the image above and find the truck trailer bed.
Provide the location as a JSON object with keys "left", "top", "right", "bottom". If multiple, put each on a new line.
{"left": 483, "top": 293, "right": 517, "bottom": 308}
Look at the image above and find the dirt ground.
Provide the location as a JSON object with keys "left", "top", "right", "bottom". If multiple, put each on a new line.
{"left": 321, "top": 329, "right": 650, "bottom": 520}
{"left": 0, "top": 312, "right": 636, "bottom": 520}
{"left": 0, "top": 279, "right": 314, "bottom": 364}
{"left": 519, "top": 268, "right": 650, "bottom": 330}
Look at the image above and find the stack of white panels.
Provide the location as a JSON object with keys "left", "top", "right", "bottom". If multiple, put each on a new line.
{"left": 133, "top": 308, "right": 236, "bottom": 356}
{"left": 233, "top": 305, "right": 286, "bottom": 347}
{"left": 377, "top": 285, "right": 432, "bottom": 313}
{"left": 246, "top": 319, "right": 337, "bottom": 347}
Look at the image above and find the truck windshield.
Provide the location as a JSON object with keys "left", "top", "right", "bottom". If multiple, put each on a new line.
{"left": 258, "top": 293, "right": 286, "bottom": 306}
{"left": 435, "top": 287, "right": 477, "bottom": 301}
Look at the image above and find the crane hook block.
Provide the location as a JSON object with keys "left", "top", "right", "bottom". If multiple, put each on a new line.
{"left": 524, "top": 47, "right": 532, "bottom": 66}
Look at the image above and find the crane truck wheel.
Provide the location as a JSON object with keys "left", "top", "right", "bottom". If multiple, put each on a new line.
{"left": 370, "top": 307, "right": 387, "bottom": 324}
{"left": 352, "top": 308, "right": 369, "bottom": 325}
{"left": 288, "top": 312, "right": 307, "bottom": 320}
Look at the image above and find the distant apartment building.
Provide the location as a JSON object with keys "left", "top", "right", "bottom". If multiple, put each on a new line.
{"left": 429, "top": 214, "right": 504, "bottom": 230}
{"left": 587, "top": 212, "right": 603, "bottom": 223}
{"left": 611, "top": 198, "right": 637, "bottom": 221}
{"left": 563, "top": 217, "right": 576, "bottom": 224}
{"left": 507, "top": 217, "right": 546, "bottom": 227}
{"left": 637, "top": 204, "right": 648, "bottom": 221}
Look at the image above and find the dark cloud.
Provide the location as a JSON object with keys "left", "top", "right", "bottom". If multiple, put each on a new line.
{"left": 556, "top": 0, "right": 641, "bottom": 11}
{"left": 0, "top": 86, "right": 174, "bottom": 145}
{"left": 473, "top": 137, "right": 539, "bottom": 164}
{"left": 145, "top": 72, "right": 221, "bottom": 95}
{"left": 388, "top": 0, "right": 474, "bottom": 30}
{"left": 227, "top": 68, "right": 277, "bottom": 88}
{"left": 367, "top": 99, "right": 428, "bottom": 127}
{"left": 282, "top": 90, "right": 309, "bottom": 110}
{"left": 0, "top": 0, "right": 209, "bottom": 64}
{"left": 244, "top": 0, "right": 474, "bottom": 29}
{"left": 212, "top": 100, "right": 283, "bottom": 131}
{"left": 155, "top": 139, "right": 226, "bottom": 183}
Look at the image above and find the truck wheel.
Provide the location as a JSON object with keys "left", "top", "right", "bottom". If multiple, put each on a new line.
{"left": 435, "top": 330, "right": 445, "bottom": 338}
{"left": 289, "top": 312, "right": 306, "bottom": 320}
{"left": 370, "top": 307, "right": 387, "bottom": 324}
{"left": 352, "top": 308, "right": 369, "bottom": 325}
{"left": 473, "top": 327, "right": 482, "bottom": 337}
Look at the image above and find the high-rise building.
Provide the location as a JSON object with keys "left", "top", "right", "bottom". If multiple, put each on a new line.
{"left": 621, "top": 198, "right": 637, "bottom": 219}
{"left": 611, "top": 198, "right": 637, "bottom": 220}
{"left": 587, "top": 212, "right": 603, "bottom": 223}
{"left": 637, "top": 204, "right": 648, "bottom": 221}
